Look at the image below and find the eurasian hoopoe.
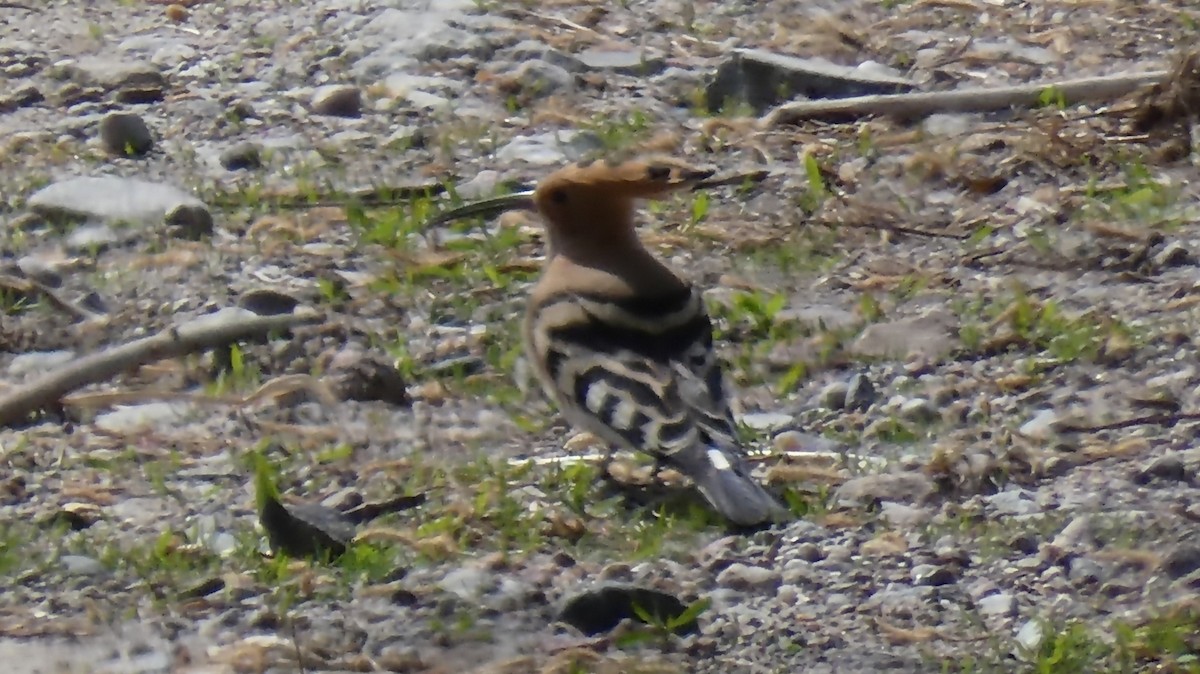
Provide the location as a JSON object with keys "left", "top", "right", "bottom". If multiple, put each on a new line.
{"left": 430, "top": 158, "right": 789, "bottom": 527}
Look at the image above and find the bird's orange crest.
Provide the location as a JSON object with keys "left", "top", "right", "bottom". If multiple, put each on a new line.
{"left": 536, "top": 157, "right": 716, "bottom": 202}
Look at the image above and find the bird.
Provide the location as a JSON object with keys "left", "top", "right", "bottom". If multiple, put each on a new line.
{"left": 425, "top": 157, "right": 789, "bottom": 527}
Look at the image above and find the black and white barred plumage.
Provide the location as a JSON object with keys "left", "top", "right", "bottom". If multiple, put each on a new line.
{"left": 521, "top": 159, "right": 788, "bottom": 527}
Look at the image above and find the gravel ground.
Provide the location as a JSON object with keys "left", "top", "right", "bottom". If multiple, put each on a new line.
{"left": 2, "top": 1, "right": 1200, "bottom": 673}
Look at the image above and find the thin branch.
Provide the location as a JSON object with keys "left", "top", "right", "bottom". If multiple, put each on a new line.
{"left": 0, "top": 310, "right": 323, "bottom": 427}
{"left": 764, "top": 71, "right": 1169, "bottom": 125}
{"left": 1058, "top": 411, "right": 1200, "bottom": 433}
{"left": 0, "top": 274, "right": 106, "bottom": 323}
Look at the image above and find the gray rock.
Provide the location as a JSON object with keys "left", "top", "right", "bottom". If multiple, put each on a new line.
{"left": 0, "top": 82, "right": 42, "bottom": 112}
{"left": 28, "top": 176, "right": 212, "bottom": 231}
{"left": 439, "top": 566, "right": 492, "bottom": 600}
{"left": 575, "top": 47, "right": 665, "bottom": 75}
{"left": 717, "top": 563, "right": 781, "bottom": 590}
{"left": 844, "top": 373, "right": 877, "bottom": 411}
{"left": 835, "top": 472, "right": 934, "bottom": 506}
{"left": 65, "top": 224, "right": 122, "bottom": 251}
{"left": 507, "top": 60, "right": 576, "bottom": 99}
{"left": 706, "top": 48, "right": 916, "bottom": 115}
{"left": 1018, "top": 409, "right": 1060, "bottom": 440}
{"left": 977, "top": 592, "right": 1016, "bottom": 618}
{"left": 219, "top": 141, "right": 264, "bottom": 170}
{"left": 819, "top": 381, "right": 849, "bottom": 410}
{"left": 496, "top": 131, "right": 605, "bottom": 166}
{"left": 740, "top": 412, "right": 794, "bottom": 430}
{"left": 911, "top": 564, "right": 957, "bottom": 586}
{"left": 60, "top": 555, "right": 105, "bottom": 576}
{"left": 984, "top": 488, "right": 1039, "bottom": 516}
{"left": 1013, "top": 619, "right": 1044, "bottom": 657}
{"left": 311, "top": 84, "right": 362, "bottom": 117}
{"left": 95, "top": 402, "right": 191, "bottom": 433}
{"left": 851, "top": 309, "right": 959, "bottom": 360}
{"left": 899, "top": 397, "right": 937, "bottom": 423}
{"left": 506, "top": 40, "right": 582, "bottom": 71}
{"left": 1161, "top": 544, "right": 1200, "bottom": 579}
{"left": 880, "top": 502, "right": 931, "bottom": 528}
{"left": 1067, "top": 557, "right": 1105, "bottom": 584}
{"left": 7, "top": 351, "right": 75, "bottom": 377}
{"left": 1133, "top": 453, "right": 1190, "bottom": 484}
{"left": 99, "top": 112, "right": 153, "bottom": 156}
{"left": 64, "top": 58, "right": 165, "bottom": 93}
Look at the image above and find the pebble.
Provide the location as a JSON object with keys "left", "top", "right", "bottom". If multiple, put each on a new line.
{"left": 219, "top": 141, "right": 265, "bottom": 170}
{"left": 60, "top": 555, "right": 105, "bottom": 576}
{"left": 844, "top": 373, "right": 877, "bottom": 411}
{"left": 977, "top": 592, "right": 1016, "bottom": 618}
{"left": 819, "top": 381, "right": 849, "bottom": 409}
{"left": 716, "top": 563, "right": 781, "bottom": 590}
{"left": 27, "top": 176, "right": 212, "bottom": 230}
{"left": 1160, "top": 544, "right": 1200, "bottom": 579}
{"left": 98, "top": 111, "right": 153, "bottom": 156}
{"left": 311, "top": 84, "right": 363, "bottom": 117}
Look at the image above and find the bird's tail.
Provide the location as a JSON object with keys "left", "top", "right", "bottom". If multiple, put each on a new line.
{"left": 683, "top": 443, "right": 789, "bottom": 527}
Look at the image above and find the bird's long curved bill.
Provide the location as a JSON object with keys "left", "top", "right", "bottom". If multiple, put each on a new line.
{"left": 422, "top": 169, "right": 773, "bottom": 229}
{"left": 422, "top": 191, "right": 536, "bottom": 229}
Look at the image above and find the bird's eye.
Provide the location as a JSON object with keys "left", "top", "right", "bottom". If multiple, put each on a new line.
{"left": 550, "top": 189, "right": 568, "bottom": 204}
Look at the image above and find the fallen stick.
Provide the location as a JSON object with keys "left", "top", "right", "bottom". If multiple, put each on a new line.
{"left": 0, "top": 274, "right": 106, "bottom": 324}
{"left": 764, "top": 71, "right": 1169, "bottom": 125}
{"left": 0, "top": 309, "right": 323, "bottom": 427}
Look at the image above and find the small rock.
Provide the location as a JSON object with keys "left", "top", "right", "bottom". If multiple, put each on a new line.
{"left": 899, "top": 397, "right": 937, "bottom": 423}
{"left": 1067, "top": 557, "right": 1105, "bottom": 584}
{"left": 911, "top": 564, "right": 956, "bottom": 586}
{"left": 977, "top": 592, "right": 1016, "bottom": 618}
{"left": 325, "top": 347, "right": 411, "bottom": 407}
{"left": 716, "top": 563, "right": 780, "bottom": 590}
{"left": 880, "top": 501, "right": 931, "bottom": 528}
{"left": 439, "top": 567, "right": 492, "bottom": 600}
{"left": 791, "top": 542, "right": 823, "bottom": 563}
{"left": 311, "top": 84, "right": 362, "bottom": 117}
{"left": 28, "top": 176, "right": 211, "bottom": 230}
{"left": 851, "top": 310, "right": 959, "bottom": 361}
{"left": 740, "top": 412, "right": 794, "bottom": 431}
{"left": 99, "top": 111, "right": 153, "bottom": 156}
{"left": 220, "top": 141, "right": 264, "bottom": 170}
{"left": 65, "top": 58, "right": 165, "bottom": 95}
{"left": 1018, "top": 409, "right": 1060, "bottom": 440}
{"left": 844, "top": 373, "right": 876, "bottom": 411}
{"left": 506, "top": 60, "right": 576, "bottom": 98}
{"left": 496, "top": 130, "right": 605, "bottom": 166}
{"left": 165, "top": 203, "right": 214, "bottom": 240}
{"left": 238, "top": 289, "right": 301, "bottom": 316}
{"left": 95, "top": 402, "right": 190, "bottom": 433}
{"left": 66, "top": 224, "right": 122, "bottom": 251}
{"left": 60, "top": 555, "right": 105, "bottom": 576}
{"left": 985, "top": 488, "right": 1039, "bottom": 516}
{"left": 835, "top": 471, "right": 934, "bottom": 506}
{"left": 1013, "top": 619, "right": 1044, "bottom": 657}
{"left": 818, "top": 381, "right": 849, "bottom": 410}
{"left": 1153, "top": 240, "right": 1192, "bottom": 268}
{"left": 558, "top": 585, "right": 697, "bottom": 636}
{"left": 7, "top": 351, "right": 75, "bottom": 377}
{"left": 706, "top": 49, "right": 915, "bottom": 114}
{"left": 576, "top": 47, "right": 665, "bottom": 75}
{"left": 1161, "top": 544, "right": 1200, "bottom": 579}
{"left": 1133, "top": 453, "right": 1190, "bottom": 484}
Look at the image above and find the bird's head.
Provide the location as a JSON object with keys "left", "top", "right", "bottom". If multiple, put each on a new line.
{"left": 422, "top": 157, "right": 716, "bottom": 255}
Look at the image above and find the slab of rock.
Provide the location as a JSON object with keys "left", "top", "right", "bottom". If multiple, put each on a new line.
{"left": 850, "top": 309, "right": 959, "bottom": 360}
{"left": 26, "top": 176, "right": 213, "bottom": 235}
{"left": 707, "top": 49, "right": 917, "bottom": 115}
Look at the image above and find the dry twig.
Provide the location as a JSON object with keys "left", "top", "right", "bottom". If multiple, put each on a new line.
{"left": 765, "top": 71, "right": 1168, "bottom": 125}
{"left": 0, "top": 274, "right": 106, "bottom": 324}
{"left": 0, "top": 310, "right": 323, "bottom": 427}
{"left": 1058, "top": 411, "right": 1200, "bottom": 433}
